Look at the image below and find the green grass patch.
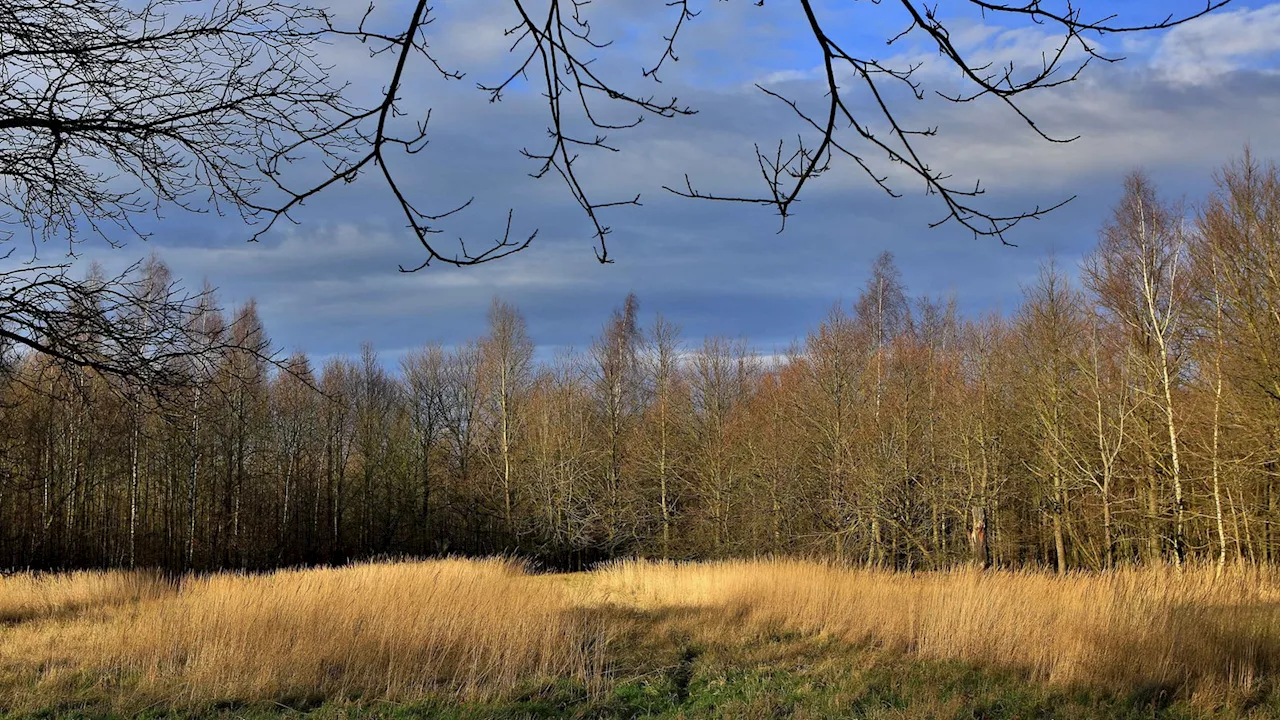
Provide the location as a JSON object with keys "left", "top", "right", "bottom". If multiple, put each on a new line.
{"left": 5, "top": 628, "right": 1280, "bottom": 719}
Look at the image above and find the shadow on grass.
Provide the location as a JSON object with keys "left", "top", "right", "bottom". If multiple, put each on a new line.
{"left": 8, "top": 600, "right": 1280, "bottom": 718}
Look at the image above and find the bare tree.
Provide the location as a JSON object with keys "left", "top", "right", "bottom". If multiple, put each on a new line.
{"left": 855, "top": 252, "right": 910, "bottom": 565}
{"left": 11, "top": 152, "right": 1280, "bottom": 572}
{"left": 442, "top": 341, "right": 486, "bottom": 527}
{"left": 956, "top": 314, "right": 1010, "bottom": 569}
{"left": 640, "top": 314, "right": 686, "bottom": 559}
{"left": 526, "top": 351, "right": 598, "bottom": 566}
{"left": 4, "top": 1, "right": 1231, "bottom": 266}
{"left": 590, "top": 293, "right": 643, "bottom": 551}
{"left": 1067, "top": 314, "right": 1137, "bottom": 570}
{"left": 1016, "top": 260, "right": 1086, "bottom": 573}
{"left": 319, "top": 357, "right": 358, "bottom": 561}
{"left": 0, "top": 0, "right": 346, "bottom": 250}
{"left": 402, "top": 343, "right": 448, "bottom": 554}
{"left": 797, "top": 304, "right": 866, "bottom": 563}
{"left": 0, "top": 0, "right": 1237, "bottom": 385}
{"left": 1084, "top": 172, "right": 1191, "bottom": 566}
{"left": 0, "top": 258, "right": 270, "bottom": 395}
{"left": 1195, "top": 150, "right": 1280, "bottom": 566}
{"left": 652, "top": 2, "right": 1225, "bottom": 243}
{"left": 334, "top": 1, "right": 1228, "bottom": 258}
{"left": 480, "top": 298, "right": 535, "bottom": 541}
{"left": 687, "top": 336, "right": 756, "bottom": 554}
{"left": 269, "top": 351, "right": 320, "bottom": 560}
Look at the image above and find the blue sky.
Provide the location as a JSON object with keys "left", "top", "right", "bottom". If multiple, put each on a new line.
{"left": 43, "top": 0, "right": 1280, "bottom": 363}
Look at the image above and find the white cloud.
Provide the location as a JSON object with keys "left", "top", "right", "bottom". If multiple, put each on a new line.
{"left": 753, "top": 68, "right": 824, "bottom": 85}
{"left": 1153, "top": 5, "right": 1280, "bottom": 85}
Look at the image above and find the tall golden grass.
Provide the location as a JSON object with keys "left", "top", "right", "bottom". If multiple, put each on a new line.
{"left": 1, "top": 558, "right": 1278, "bottom": 712}
{"left": 0, "top": 559, "right": 605, "bottom": 711}
{"left": 0, "top": 569, "right": 165, "bottom": 624}
{"left": 593, "top": 560, "right": 1280, "bottom": 694}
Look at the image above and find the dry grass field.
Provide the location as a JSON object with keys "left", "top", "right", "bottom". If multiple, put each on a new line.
{"left": 2, "top": 559, "right": 1280, "bottom": 717}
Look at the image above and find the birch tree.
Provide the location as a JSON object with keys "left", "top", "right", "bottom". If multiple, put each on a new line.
{"left": 1084, "top": 172, "right": 1191, "bottom": 566}
{"left": 481, "top": 299, "right": 534, "bottom": 542}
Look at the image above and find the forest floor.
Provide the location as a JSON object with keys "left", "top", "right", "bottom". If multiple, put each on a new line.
{"left": 1, "top": 559, "right": 1280, "bottom": 718}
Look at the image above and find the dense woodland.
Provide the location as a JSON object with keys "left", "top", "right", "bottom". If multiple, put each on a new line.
{"left": 2, "top": 154, "right": 1280, "bottom": 573}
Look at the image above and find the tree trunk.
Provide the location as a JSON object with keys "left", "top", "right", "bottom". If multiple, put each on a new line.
{"left": 969, "top": 504, "right": 989, "bottom": 569}
{"left": 129, "top": 408, "right": 140, "bottom": 569}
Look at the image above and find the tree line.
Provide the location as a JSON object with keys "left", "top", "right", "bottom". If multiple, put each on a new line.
{"left": 2, "top": 153, "right": 1279, "bottom": 573}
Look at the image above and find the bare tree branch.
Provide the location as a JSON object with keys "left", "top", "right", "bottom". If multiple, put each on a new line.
{"left": 0, "top": 0, "right": 1236, "bottom": 268}
{"left": 663, "top": 0, "right": 1229, "bottom": 243}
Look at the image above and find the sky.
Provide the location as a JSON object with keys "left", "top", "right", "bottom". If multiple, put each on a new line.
{"left": 36, "top": 0, "right": 1280, "bottom": 364}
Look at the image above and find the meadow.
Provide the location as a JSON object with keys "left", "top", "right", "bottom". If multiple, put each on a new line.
{"left": 2, "top": 559, "right": 1280, "bottom": 718}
